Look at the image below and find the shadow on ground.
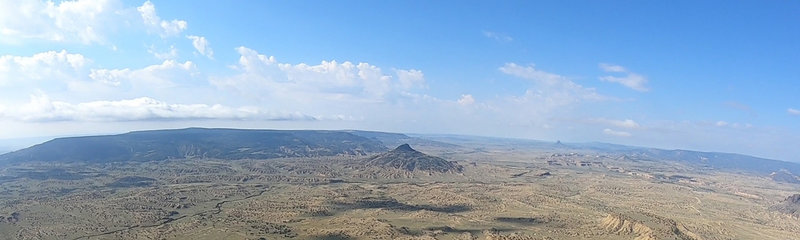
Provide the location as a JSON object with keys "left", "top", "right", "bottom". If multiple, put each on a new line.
{"left": 310, "top": 233, "right": 353, "bottom": 240}
{"left": 334, "top": 196, "right": 471, "bottom": 213}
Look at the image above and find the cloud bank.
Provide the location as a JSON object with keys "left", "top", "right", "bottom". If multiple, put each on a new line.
{"left": 2, "top": 94, "right": 314, "bottom": 122}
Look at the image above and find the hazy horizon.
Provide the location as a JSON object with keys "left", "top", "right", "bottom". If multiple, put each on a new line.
{"left": 0, "top": 1, "right": 798, "bottom": 161}
{"left": 0, "top": 126, "right": 794, "bottom": 164}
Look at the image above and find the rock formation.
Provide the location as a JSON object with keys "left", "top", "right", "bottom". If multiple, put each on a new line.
{"left": 365, "top": 144, "right": 463, "bottom": 173}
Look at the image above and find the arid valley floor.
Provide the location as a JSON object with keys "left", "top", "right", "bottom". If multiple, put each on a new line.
{"left": 0, "top": 130, "right": 799, "bottom": 240}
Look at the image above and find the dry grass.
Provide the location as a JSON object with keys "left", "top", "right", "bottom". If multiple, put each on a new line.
{"left": 0, "top": 148, "right": 798, "bottom": 240}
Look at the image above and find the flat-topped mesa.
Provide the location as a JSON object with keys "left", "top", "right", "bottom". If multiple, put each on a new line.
{"left": 365, "top": 144, "right": 463, "bottom": 173}
{"left": 0, "top": 128, "right": 388, "bottom": 164}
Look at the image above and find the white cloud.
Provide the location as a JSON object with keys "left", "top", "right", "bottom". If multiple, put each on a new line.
{"left": 598, "top": 63, "right": 649, "bottom": 92}
{"left": 600, "top": 74, "right": 648, "bottom": 92}
{"left": 186, "top": 35, "right": 213, "bottom": 59}
{"left": 211, "top": 47, "right": 421, "bottom": 104}
{"left": 500, "top": 63, "right": 567, "bottom": 85}
{"left": 457, "top": 94, "right": 475, "bottom": 105}
{"left": 0, "top": 0, "right": 127, "bottom": 44}
{"left": 0, "top": 50, "right": 87, "bottom": 70}
{"left": 0, "top": 50, "right": 89, "bottom": 86}
{"left": 499, "top": 63, "right": 606, "bottom": 103}
{"left": 710, "top": 120, "right": 752, "bottom": 129}
{"left": 355, "top": 62, "right": 392, "bottom": 97}
{"left": 789, "top": 108, "right": 800, "bottom": 115}
{"left": 147, "top": 44, "right": 178, "bottom": 60}
{"left": 598, "top": 63, "right": 626, "bottom": 73}
{"left": 603, "top": 128, "right": 632, "bottom": 137}
{"left": 0, "top": 50, "right": 200, "bottom": 102}
{"left": 1, "top": 94, "right": 313, "bottom": 122}
{"left": 614, "top": 119, "right": 640, "bottom": 129}
{"left": 87, "top": 68, "right": 126, "bottom": 86}
{"left": 137, "top": 1, "right": 187, "bottom": 37}
{"left": 0, "top": 0, "right": 190, "bottom": 44}
{"left": 475, "top": 63, "right": 617, "bottom": 134}
{"left": 395, "top": 69, "right": 426, "bottom": 89}
{"left": 483, "top": 31, "right": 513, "bottom": 42}
{"left": 89, "top": 60, "right": 195, "bottom": 89}
{"left": 593, "top": 118, "right": 640, "bottom": 129}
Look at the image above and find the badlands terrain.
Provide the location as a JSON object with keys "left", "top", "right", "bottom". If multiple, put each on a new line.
{"left": 0, "top": 128, "right": 799, "bottom": 240}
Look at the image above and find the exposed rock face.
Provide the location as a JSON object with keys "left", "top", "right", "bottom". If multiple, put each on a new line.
{"left": 787, "top": 194, "right": 800, "bottom": 204}
{"left": 0, "top": 212, "right": 20, "bottom": 223}
{"left": 601, "top": 214, "right": 656, "bottom": 240}
{"left": 365, "top": 144, "right": 463, "bottom": 173}
{"left": 769, "top": 169, "right": 800, "bottom": 184}
{"left": 770, "top": 194, "right": 800, "bottom": 217}
{"left": 600, "top": 213, "right": 699, "bottom": 240}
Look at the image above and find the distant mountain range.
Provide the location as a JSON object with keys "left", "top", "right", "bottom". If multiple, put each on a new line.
{"left": 1, "top": 128, "right": 799, "bottom": 176}
{"left": 567, "top": 142, "right": 800, "bottom": 175}
{"left": 414, "top": 134, "right": 800, "bottom": 175}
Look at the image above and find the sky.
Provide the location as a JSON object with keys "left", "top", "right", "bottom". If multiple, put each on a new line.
{"left": 0, "top": 0, "right": 798, "bottom": 161}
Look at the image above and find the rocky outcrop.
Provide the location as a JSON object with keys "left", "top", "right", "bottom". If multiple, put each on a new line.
{"left": 601, "top": 214, "right": 656, "bottom": 240}
{"left": 600, "top": 213, "right": 699, "bottom": 240}
{"left": 769, "top": 169, "right": 800, "bottom": 184}
{"left": 770, "top": 194, "right": 800, "bottom": 217}
{"left": 0, "top": 212, "right": 20, "bottom": 223}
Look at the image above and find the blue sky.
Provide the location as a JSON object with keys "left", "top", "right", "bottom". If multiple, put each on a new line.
{"left": 0, "top": 0, "right": 798, "bottom": 161}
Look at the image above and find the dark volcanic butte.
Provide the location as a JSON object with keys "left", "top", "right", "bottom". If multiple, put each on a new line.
{"left": 365, "top": 144, "right": 463, "bottom": 173}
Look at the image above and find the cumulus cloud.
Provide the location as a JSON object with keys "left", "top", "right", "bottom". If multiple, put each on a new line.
{"left": 0, "top": 50, "right": 202, "bottom": 103}
{"left": 0, "top": 50, "right": 89, "bottom": 86}
{"left": 1, "top": 94, "right": 314, "bottom": 122}
{"left": 789, "top": 108, "right": 800, "bottom": 115}
{"left": 483, "top": 31, "right": 513, "bottom": 42}
{"left": 0, "top": 48, "right": 390, "bottom": 124}
{"left": 457, "top": 94, "right": 475, "bottom": 105}
{"left": 603, "top": 128, "right": 632, "bottom": 137}
{"left": 211, "top": 47, "right": 423, "bottom": 103}
{"left": 89, "top": 60, "right": 196, "bottom": 89}
{"left": 0, "top": 0, "right": 127, "bottom": 44}
{"left": 0, "top": 0, "right": 190, "bottom": 44}
{"left": 137, "top": 1, "right": 187, "bottom": 37}
{"left": 147, "top": 44, "right": 178, "bottom": 60}
{"left": 598, "top": 63, "right": 649, "bottom": 92}
{"left": 186, "top": 35, "right": 213, "bottom": 59}
{"left": 395, "top": 69, "right": 426, "bottom": 89}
